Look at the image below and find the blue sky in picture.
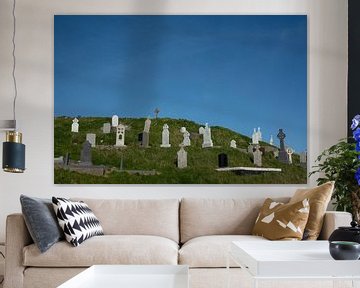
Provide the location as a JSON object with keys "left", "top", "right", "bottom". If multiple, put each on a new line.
{"left": 55, "top": 15, "right": 307, "bottom": 152}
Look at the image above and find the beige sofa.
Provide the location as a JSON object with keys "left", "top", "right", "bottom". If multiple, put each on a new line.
{"left": 4, "top": 198, "right": 352, "bottom": 288}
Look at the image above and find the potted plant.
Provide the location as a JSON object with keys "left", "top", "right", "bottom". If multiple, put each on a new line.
{"left": 310, "top": 115, "right": 360, "bottom": 222}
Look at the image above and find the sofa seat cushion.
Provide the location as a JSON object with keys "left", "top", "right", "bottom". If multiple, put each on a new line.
{"left": 23, "top": 235, "right": 179, "bottom": 267}
{"left": 179, "top": 235, "right": 267, "bottom": 268}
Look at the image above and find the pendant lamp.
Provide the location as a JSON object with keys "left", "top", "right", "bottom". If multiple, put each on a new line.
{"left": 1, "top": 0, "right": 25, "bottom": 173}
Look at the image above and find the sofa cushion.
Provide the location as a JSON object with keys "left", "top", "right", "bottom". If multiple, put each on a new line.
{"left": 290, "top": 181, "right": 334, "bottom": 240}
{"left": 72, "top": 198, "right": 179, "bottom": 243}
{"left": 20, "top": 195, "right": 64, "bottom": 253}
{"left": 23, "top": 235, "right": 179, "bottom": 267}
{"left": 179, "top": 235, "right": 267, "bottom": 268}
{"left": 52, "top": 197, "right": 104, "bottom": 247}
{"left": 180, "top": 198, "right": 288, "bottom": 243}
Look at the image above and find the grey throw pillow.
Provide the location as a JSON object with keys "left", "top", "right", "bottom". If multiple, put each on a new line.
{"left": 20, "top": 195, "right": 64, "bottom": 253}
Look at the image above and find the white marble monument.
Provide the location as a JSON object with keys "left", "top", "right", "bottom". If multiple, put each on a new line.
{"left": 180, "top": 127, "right": 191, "bottom": 147}
{"left": 160, "top": 124, "right": 171, "bottom": 148}
{"left": 252, "top": 128, "right": 259, "bottom": 144}
{"left": 269, "top": 135, "right": 274, "bottom": 145}
{"left": 287, "top": 147, "right": 294, "bottom": 164}
{"left": 253, "top": 146, "right": 263, "bottom": 167}
{"left": 230, "top": 140, "right": 237, "bottom": 148}
{"left": 71, "top": 118, "right": 79, "bottom": 133}
{"left": 115, "top": 124, "right": 126, "bottom": 147}
{"left": 257, "top": 127, "right": 262, "bottom": 141}
{"left": 199, "top": 123, "right": 213, "bottom": 148}
{"left": 144, "top": 117, "right": 151, "bottom": 133}
{"left": 112, "top": 115, "right": 119, "bottom": 127}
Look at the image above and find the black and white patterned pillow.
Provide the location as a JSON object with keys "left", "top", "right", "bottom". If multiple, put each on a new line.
{"left": 52, "top": 197, "right": 104, "bottom": 247}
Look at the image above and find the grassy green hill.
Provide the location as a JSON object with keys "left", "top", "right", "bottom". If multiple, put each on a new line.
{"left": 54, "top": 117, "right": 306, "bottom": 184}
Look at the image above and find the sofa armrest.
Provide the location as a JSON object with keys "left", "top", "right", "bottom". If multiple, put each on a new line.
{"left": 318, "top": 211, "right": 352, "bottom": 240}
{"left": 4, "top": 214, "right": 33, "bottom": 288}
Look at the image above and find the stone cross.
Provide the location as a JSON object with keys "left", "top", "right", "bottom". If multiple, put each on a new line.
{"left": 160, "top": 124, "right": 171, "bottom": 148}
{"left": 112, "top": 115, "right": 119, "bottom": 127}
{"left": 277, "top": 129, "right": 289, "bottom": 164}
{"left": 177, "top": 146, "right": 187, "bottom": 169}
{"left": 230, "top": 140, "right": 237, "bottom": 148}
{"left": 144, "top": 118, "right": 151, "bottom": 133}
{"left": 253, "top": 146, "right": 263, "bottom": 167}
{"left": 80, "top": 140, "right": 92, "bottom": 165}
{"left": 252, "top": 128, "right": 259, "bottom": 144}
{"left": 115, "top": 124, "right": 126, "bottom": 147}
{"left": 86, "top": 133, "right": 96, "bottom": 147}
{"left": 199, "top": 123, "right": 213, "bottom": 148}
{"left": 287, "top": 148, "right": 294, "bottom": 164}
{"left": 71, "top": 118, "right": 79, "bottom": 133}
{"left": 102, "top": 123, "right": 111, "bottom": 134}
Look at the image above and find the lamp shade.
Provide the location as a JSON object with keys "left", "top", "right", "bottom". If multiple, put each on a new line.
{"left": 2, "top": 131, "right": 25, "bottom": 173}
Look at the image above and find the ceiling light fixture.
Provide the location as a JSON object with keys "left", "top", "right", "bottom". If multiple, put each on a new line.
{"left": 1, "top": 0, "right": 25, "bottom": 173}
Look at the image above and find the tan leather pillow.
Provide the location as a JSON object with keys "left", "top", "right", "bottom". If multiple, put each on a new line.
{"left": 290, "top": 181, "right": 334, "bottom": 240}
{"left": 252, "top": 198, "right": 310, "bottom": 240}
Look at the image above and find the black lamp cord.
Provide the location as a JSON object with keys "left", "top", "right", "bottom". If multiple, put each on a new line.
{"left": 12, "top": 0, "right": 18, "bottom": 128}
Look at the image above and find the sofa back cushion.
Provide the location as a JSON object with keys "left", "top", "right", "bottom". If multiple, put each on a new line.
{"left": 72, "top": 198, "right": 179, "bottom": 243}
{"left": 180, "top": 198, "right": 289, "bottom": 243}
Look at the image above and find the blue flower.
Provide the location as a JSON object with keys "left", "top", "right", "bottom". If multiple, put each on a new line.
{"left": 357, "top": 142, "right": 360, "bottom": 152}
{"left": 356, "top": 168, "right": 360, "bottom": 186}
{"left": 352, "top": 115, "right": 360, "bottom": 130}
{"left": 353, "top": 128, "right": 360, "bottom": 142}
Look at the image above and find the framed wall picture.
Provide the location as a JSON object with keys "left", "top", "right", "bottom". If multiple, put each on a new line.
{"left": 54, "top": 15, "right": 307, "bottom": 184}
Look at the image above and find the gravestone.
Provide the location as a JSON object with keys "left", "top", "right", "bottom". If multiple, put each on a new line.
{"left": 300, "top": 150, "right": 307, "bottom": 164}
{"left": 253, "top": 146, "right": 263, "bottom": 167}
{"left": 86, "top": 133, "right": 96, "bottom": 147}
{"left": 180, "top": 127, "right": 191, "bottom": 147}
{"left": 102, "top": 123, "right": 111, "bottom": 134}
{"left": 142, "top": 132, "right": 150, "bottom": 148}
{"left": 218, "top": 153, "right": 228, "bottom": 168}
{"left": 199, "top": 123, "right": 213, "bottom": 148}
{"left": 287, "top": 148, "right": 294, "bottom": 164}
{"left": 177, "top": 146, "right": 187, "bottom": 169}
{"left": 252, "top": 128, "right": 259, "bottom": 144}
{"left": 144, "top": 118, "right": 151, "bottom": 133}
{"left": 80, "top": 141, "right": 92, "bottom": 165}
{"left": 112, "top": 115, "right": 119, "bottom": 127}
{"left": 230, "top": 140, "right": 237, "bottom": 148}
{"left": 161, "top": 124, "right": 171, "bottom": 148}
{"left": 247, "top": 144, "right": 254, "bottom": 154}
{"left": 115, "top": 124, "right": 126, "bottom": 147}
{"left": 277, "top": 129, "right": 289, "bottom": 164}
{"left": 269, "top": 135, "right": 274, "bottom": 146}
{"left": 273, "top": 150, "right": 279, "bottom": 158}
{"left": 71, "top": 118, "right": 79, "bottom": 133}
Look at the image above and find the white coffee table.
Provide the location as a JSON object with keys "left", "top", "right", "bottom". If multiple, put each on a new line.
{"left": 58, "top": 265, "right": 189, "bottom": 288}
{"left": 228, "top": 241, "right": 360, "bottom": 288}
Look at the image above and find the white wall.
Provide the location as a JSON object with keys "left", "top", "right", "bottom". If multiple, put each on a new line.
{"left": 0, "top": 0, "right": 348, "bottom": 242}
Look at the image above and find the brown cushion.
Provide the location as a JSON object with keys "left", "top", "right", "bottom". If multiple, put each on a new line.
{"left": 289, "top": 181, "right": 334, "bottom": 240}
{"left": 252, "top": 198, "right": 310, "bottom": 240}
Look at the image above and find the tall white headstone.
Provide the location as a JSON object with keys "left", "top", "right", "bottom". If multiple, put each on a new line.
{"left": 71, "top": 118, "right": 79, "bottom": 133}
{"left": 115, "top": 124, "right": 126, "bottom": 147}
{"left": 177, "top": 146, "right": 187, "bottom": 169}
{"left": 269, "top": 135, "right": 274, "bottom": 145}
{"left": 199, "top": 123, "right": 213, "bottom": 148}
{"left": 86, "top": 133, "right": 96, "bottom": 147}
{"left": 160, "top": 124, "right": 171, "bottom": 148}
{"left": 230, "top": 140, "right": 237, "bottom": 148}
{"left": 252, "top": 128, "right": 259, "bottom": 144}
{"left": 144, "top": 118, "right": 151, "bottom": 133}
{"left": 112, "top": 115, "right": 119, "bottom": 127}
